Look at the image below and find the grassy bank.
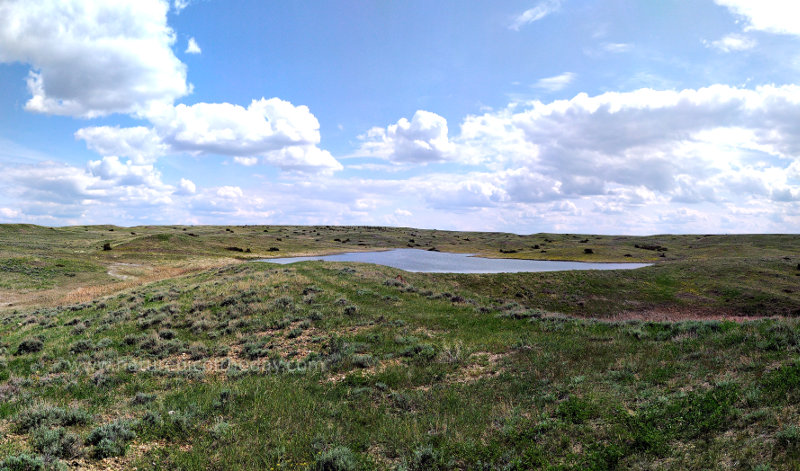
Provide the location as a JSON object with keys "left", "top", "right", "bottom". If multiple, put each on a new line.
{"left": 0, "top": 226, "right": 799, "bottom": 469}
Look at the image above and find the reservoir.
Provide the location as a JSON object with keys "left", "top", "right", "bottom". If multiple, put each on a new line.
{"left": 260, "top": 248, "right": 652, "bottom": 274}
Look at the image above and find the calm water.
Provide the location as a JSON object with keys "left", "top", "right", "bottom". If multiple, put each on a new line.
{"left": 259, "top": 249, "right": 652, "bottom": 273}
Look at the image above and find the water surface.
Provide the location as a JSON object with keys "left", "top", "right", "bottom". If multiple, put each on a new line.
{"left": 260, "top": 249, "right": 651, "bottom": 273}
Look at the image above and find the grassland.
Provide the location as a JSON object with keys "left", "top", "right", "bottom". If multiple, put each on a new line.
{"left": 0, "top": 225, "right": 799, "bottom": 470}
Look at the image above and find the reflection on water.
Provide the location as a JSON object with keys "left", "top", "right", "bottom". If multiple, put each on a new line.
{"left": 259, "top": 248, "right": 652, "bottom": 274}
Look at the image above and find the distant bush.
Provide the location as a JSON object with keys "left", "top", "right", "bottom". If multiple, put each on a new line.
{"left": 408, "top": 445, "right": 442, "bottom": 471}
{"left": 16, "top": 338, "right": 44, "bottom": 355}
{"left": 0, "top": 453, "right": 43, "bottom": 471}
{"left": 13, "top": 403, "right": 91, "bottom": 433}
{"left": 314, "top": 445, "right": 356, "bottom": 471}
{"left": 69, "top": 339, "right": 93, "bottom": 354}
{"left": 130, "top": 392, "right": 157, "bottom": 406}
{"left": 31, "top": 426, "right": 81, "bottom": 459}
{"left": 86, "top": 420, "right": 136, "bottom": 458}
{"left": 777, "top": 425, "right": 800, "bottom": 451}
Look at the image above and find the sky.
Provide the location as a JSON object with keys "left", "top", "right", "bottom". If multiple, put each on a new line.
{"left": 0, "top": 0, "right": 799, "bottom": 234}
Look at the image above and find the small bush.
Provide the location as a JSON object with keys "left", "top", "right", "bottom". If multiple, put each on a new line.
{"left": 188, "top": 343, "right": 209, "bottom": 360}
{"left": 315, "top": 445, "right": 356, "bottom": 471}
{"left": 409, "top": 445, "right": 442, "bottom": 471}
{"left": 776, "top": 425, "right": 800, "bottom": 450}
{"left": 158, "top": 329, "right": 176, "bottom": 340}
{"left": 31, "top": 426, "right": 81, "bottom": 459}
{"left": 287, "top": 328, "right": 303, "bottom": 339}
{"left": 86, "top": 420, "right": 136, "bottom": 458}
{"left": 0, "top": 453, "right": 44, "bottom": 471}
{"left": 13, "top": 403, "right": 91, "bottom": 433}
{"left": 131, "top": 392, "right": 157, "bottom": 406}
{"left": 351, "top": 354, "right": 375, "bottom": 368}
{"left": 16, "top": 338, "right": 44, "bottom": 355}
{"left": 69, "top": 339, "right": 94, "bottom": 354}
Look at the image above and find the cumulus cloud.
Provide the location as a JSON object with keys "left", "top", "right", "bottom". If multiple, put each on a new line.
{"left": 78, "top": 98, "right": 343, "bottom": 174}
{"left": 0, "top": 0, "right": 190, "bottom": 118}
{"left": 705, "top": 33, "right": 757, "bottom": 52}
{"left": 149, "top": 98, "right": 322, "bottom": 155}
{"left": 533, "top": 72, "right": 576, "bottom": 92}
{"left": 3, "top": 1, "right": 340, "bottom": 175}
{"left": 358, "top": 110, "right": 455, "bottom": 163}
{"left": 177, "top": 178, "right": 196, "bottom": 195}
{"left": 75, "top": 126, "right": 167, "bottom": 164}
{"left": 509, "top": 0, "right": 563, "bottom": 31}
{"left": 185, "top": 37, "right": 202, "bottom": 54}
{"left": 434, "top": 85, "right": 800, "bottom": 218}
{"left": 715, "top": 0, "right": 800, "bottom": 36}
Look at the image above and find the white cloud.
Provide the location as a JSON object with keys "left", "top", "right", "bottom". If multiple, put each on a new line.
{"left": 509, "top": 0, "right": 563, "bottom": 31}
{"left": 0, "top": 0, "right": 190, "bottom": 118}
{"left": 216, "top": 186, "right": 244, "bottom": 199}
{"left": 75, "top": 126, "right": 167, "bottom": 164}
{"left": 2, "top": 1, "right": 341, "bottom": 177}
{"left": 443, "top": 85, "right": 800, "bottom": 215}
{"left": 715, "top": 0, "right": 800, "bottom": 36}
{"left": 358, "top": 110, "right": 455, "bottom": 163}
{"left": 173, "top": 0, "right": 190, "bottom": 14}
{"left": 149, "top": 98, "right": 322, "bottom": 154}
{"left": 602, "top": 43, "right": 632, "bottom": 53}
{"left": 177, "top": 178, "right": 196, "bottom": 195}
{"left": 394, "top": 209, "right": 412, "bottom": 217}
{"left": 234, "top": 157, "right": 259, "bottom": 166}
{"left": 533, "top": 72, "right": 576, "bottom": 92}
{"left": 262, "top": 145, "right": 342, "bottom": 174}
{"left": 705, "top": 33, "right": 757, "bottom": 52}
{"left": 185, "top": 37, "right": 202, "bottom": 54}
{"left": 78, "top": 98, "right": 343, "bottom": 174}
{"left": 86, "top": 156, "right": 169, "bottom": 191}
{"left": 0, "top": 208, "right": 21, "bottom": 219}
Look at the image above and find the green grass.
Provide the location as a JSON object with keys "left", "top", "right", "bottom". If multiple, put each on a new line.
{"left": 0, "top": 225, "right": 799, "bottom": 469}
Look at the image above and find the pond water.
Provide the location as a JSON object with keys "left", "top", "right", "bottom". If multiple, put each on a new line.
{"left": 259, "top": 248, "right": 652, "bottom": 274}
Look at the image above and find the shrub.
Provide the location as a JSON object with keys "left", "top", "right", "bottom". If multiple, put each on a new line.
{"left": 0, "top": 453, "right": 43, "bottom": 471}
{"left": 401, "top": 343, "right": 436, "bottom": 362}
{"left": 16, "top": 338, "right": 44, "bottom": 355}
{"left": 31, "top": 426, "right": 81, "bottom": 459}
{"left": 69, "top": 339, "right": 93, "bottom": 354}
{"left": 287, "top": 328, "right": 303, "bottom": 339}
{"left": 351, "top": 354, "right": 375, "bottom": 368}
{"left": 556, "top": 396, "right": 597, "bottom": 424}
{"left": 343, "top": 306, "right": 357, "bottom": 316}
{"left": 131, "top": 392, "right": 157, "bottom": 406}
{"left": 158, "top": 329, "right": 176, "bottom": 340}
{"left": 188, "top": 343, "right": 209, "bottom": 360}
{"left": 315, "top": 445, "right": 356, "bottom": 471}
{"left": 86, "top": 420, "right": 136, "bottom": 458}
{"left": 409, "top": 445, "right": 442, "bottom": 471}
{"left": 776, "top": 425, "right": 800, "bottom": 450}
{"left": 13, "top": 403, "right": 91, "bottom": 433}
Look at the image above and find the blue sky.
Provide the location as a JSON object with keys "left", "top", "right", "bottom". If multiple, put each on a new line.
{"left": 0, "top": 0, "right": 799, "bottom": 233}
